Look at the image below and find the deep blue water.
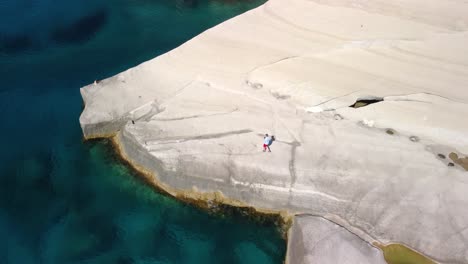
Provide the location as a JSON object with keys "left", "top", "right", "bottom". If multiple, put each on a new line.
{"left": 0, "top": 1, "right": 286, "bottom": 263}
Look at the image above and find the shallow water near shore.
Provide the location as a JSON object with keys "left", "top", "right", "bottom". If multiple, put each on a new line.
{"left": 0, "top": 0, "right": 286, "bottom": 263}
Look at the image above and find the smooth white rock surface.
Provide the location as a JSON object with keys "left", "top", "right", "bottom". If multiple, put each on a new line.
{"left": 287, "top": 215, "right": 386, "bottom": 264}
{"left": 80, "top": 0, "right": 468, "bottom": 263}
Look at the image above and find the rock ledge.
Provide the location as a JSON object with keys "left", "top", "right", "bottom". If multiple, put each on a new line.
{"left": 80, "top": 0, "right": 468, "bottom": 263}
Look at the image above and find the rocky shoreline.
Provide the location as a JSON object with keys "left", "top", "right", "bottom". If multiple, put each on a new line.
{"left": 109, "top": 132, "right": 389, "bottom": 263}
{"left": 80, "top": 0, "right": 468, "bottom": 263}
{"left": 101, "top": 133, "right": 435, "bottom": 264}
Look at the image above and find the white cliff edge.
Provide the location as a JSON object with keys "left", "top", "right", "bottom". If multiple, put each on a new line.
{"left": 287, "top": 215, "right": 387, "bottom": 264}
{"left": 80, "top": 0, "right": 468, "bottom": 263}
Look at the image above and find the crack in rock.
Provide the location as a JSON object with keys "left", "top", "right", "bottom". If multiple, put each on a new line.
{"left": 146, "top": 129, "right": 253, "bottom": 146}
{"left": 349, "top": 97, "right": 384, "bottom": 108}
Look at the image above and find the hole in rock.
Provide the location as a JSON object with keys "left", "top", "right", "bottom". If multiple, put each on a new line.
{"left": 334, "top": 114, "right": 343, "bottom": 120}
{"left": 349, "top": 97, "right": 383, "bottom": 108}
{"left": 246, "top": 81, "right": 263, "bottom": 89}
{"left": 386, "top": 129, "right": 396, "bottom": 135}
{"left": 271, "top": 91, "right": 290, "bottom": 100}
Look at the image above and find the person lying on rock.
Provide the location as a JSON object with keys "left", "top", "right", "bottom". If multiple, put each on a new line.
{"left": 263, "top": 134, "right": 275, "bottom": 152}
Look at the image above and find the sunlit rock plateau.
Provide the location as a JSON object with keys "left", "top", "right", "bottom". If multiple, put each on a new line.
{"left": 80, "top": 0, "right": 468, "bottom": 263}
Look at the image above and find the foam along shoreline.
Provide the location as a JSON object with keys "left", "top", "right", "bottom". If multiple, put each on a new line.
{"left": 80, "top": 0, "right": 468, "bottom": 263}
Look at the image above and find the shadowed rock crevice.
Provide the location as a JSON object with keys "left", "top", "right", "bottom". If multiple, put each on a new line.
{"left": 271, "top": 91, "right": 291, "bottom": 100}
{"left": 349, "top": 97, "right": 384, "bottom": 108}
{"left": 386, "top": 129, "right": 396, "bottom": 135}
{"left": 289, "top": 141, "right": 300, "bottom": 187}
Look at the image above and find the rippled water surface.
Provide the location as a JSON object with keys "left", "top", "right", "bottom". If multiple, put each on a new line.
{"left": 0, "top": 0, "right": 286, "bottom": 263}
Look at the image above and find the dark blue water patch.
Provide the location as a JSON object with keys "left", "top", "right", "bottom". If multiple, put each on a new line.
{"left": 0, "top": 140, "right": 285, "bottom": 264}
{"left": 0, "top": 0, "right": 283, "bottom": 263}
{"left": 0, "top": 33, "right": 35, "bottom": 54}
{"left": 0, "top": 0, "right": 107, "bottom": 54}
{"left": 178, "top": 0, "right": 200, "bottom": 9}
{"left": 51, "top": 9, "right": 108, "bottom": 44}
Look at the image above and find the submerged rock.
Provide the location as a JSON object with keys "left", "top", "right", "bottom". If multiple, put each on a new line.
{"left": 52, "top": 9, "right": 108, "bottom": 44}
{"left": 0, "top": 34, "right": 34, "bottom": 54}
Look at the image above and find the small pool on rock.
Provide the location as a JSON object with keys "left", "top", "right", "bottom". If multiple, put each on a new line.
{"left": 0, "top": 0, "right": 286, "bottom": 263}
{"left": 379, "top": 244, "right": 435, "bottom": 264}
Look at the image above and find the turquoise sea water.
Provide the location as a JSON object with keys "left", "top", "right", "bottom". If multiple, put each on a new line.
{"left": 0, "top": 1, "right": 286, "bottom": 263}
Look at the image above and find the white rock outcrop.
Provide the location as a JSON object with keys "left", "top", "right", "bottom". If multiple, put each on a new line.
{"left": 80, "top": 0, "right": 468, "bottom": 263}
{"left": 287, "top": 215, "right": 387, "bottom": 264}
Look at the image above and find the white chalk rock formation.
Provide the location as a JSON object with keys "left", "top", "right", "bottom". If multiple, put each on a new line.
{"left": 287, "top": 215, "right": 387, "bottom": 264}
{"left": 80, "top": 0, "right": 468, "bottom": 263}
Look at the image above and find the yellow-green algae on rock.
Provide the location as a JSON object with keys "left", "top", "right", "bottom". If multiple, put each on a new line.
{"left": 378, "top": 243, "right": 436, "bottom": 264}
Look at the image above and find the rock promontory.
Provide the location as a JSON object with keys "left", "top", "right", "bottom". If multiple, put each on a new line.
{"left": 80, "top": 0, "right": 468, "bottom": 263}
